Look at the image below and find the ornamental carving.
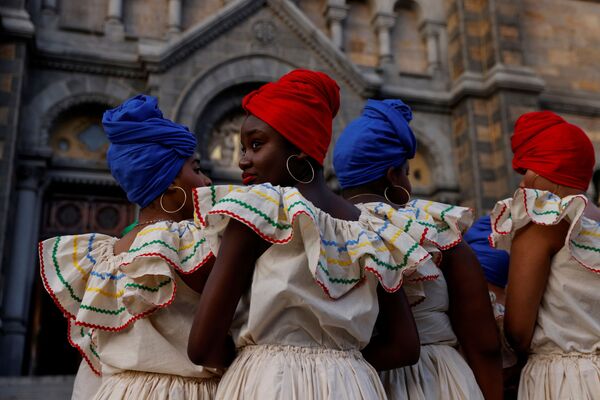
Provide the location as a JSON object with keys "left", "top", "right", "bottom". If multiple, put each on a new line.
{"left": 208, "top": 112, "right": 245, "bottom": 169}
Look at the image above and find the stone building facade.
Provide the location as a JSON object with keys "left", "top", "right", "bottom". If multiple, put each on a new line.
{"left": 1, "top": 0, "right": 599, "bottom": 390}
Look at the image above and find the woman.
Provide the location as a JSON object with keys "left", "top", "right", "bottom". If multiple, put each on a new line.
{"left": 489, "top": 111, "right": 600, "bottom": 399}
{"left": 464, "top": 216, "right": 518, "bottom": 397}
{"left": 333, "top": 99, "right": 503, "bottom": 400}
{"left": 187, "top": 69, "right": 422, "bottom": 399}
{"left": 39, "top": 95, "right": 220, "bottom": 399}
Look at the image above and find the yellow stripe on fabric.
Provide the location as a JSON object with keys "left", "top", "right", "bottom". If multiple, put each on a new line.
{"left": 179, "top": 242, "right": 196, "bottom": 251}
{"left": 138, "top": 227, "right": 171, "bottom": 236}
{"left": 581, "top": 230, "right": 600, "bottom": 238}
{"left": 320, "top": 250, "right": 353, "bottom": 266}
{"left": 72, "top": 236, "right": 89, "bottom": 278}
{"left": 284, "top": 192, "right": 299, "bottom": 201}
{"left": 422, "top": 201, "right": 434, "bottom": 213}
{"left": 251, "top": 190, "right": 280, "bottom": 206}
{"left": 85, "top": 287, "right": 125, "bottom": 298}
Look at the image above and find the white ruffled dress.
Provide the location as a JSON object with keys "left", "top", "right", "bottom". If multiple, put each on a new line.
{"left": 38, "top": 220, "right": 222, "bottom": 400}
{"left": 372, "top": 200, "right": 484, "bottom": 400}
{"left": 192, "top": 184, "right": 440, "bottom": 400}
{"left": 490, "top": 188, "right": 600, "bottom": 400}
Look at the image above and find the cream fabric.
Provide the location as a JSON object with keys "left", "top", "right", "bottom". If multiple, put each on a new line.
{"left": 193, "top": 184, "right": 444, "bottom": 400}
{"left": 39, "top": 221, "right": 221, "bottom": 400}
{"left": 368, "top": 199, "right": 483, "bottom": 400}
{"left": 490, "top": 188, "right": 600, "bottom": 400}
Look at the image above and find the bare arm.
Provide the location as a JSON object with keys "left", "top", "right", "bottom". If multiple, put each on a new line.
{"left": 504, "top": 221, "right": 568, "bottom": 356}
{"left": 187, "top": 219, "right": 267, "bottom": 368}
{"left": 362, "top": 285, "right": 420, "bottom": 371}
{"left": 442, "top": 242, "right": 503, "bottom": 400}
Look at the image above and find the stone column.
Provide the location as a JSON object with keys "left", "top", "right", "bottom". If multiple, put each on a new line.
{"left": 372, "top": 12, "right": 396, "bottom": 64}
{"left": 324, "top": 2, "right": 349, "bottom": 50}
{"left": 168, "top": 0, "right": 182, "bottom": 37}
{"left": 420, "top": 21, "right": 442, "bottom": 75}
{"left": 0, "top": 162, "right": 45, "bottom": 375}
{"left": 105, "top": 0, "right": 125, "bottom": 41}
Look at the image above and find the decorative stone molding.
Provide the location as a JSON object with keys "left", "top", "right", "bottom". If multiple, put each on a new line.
{"left": 371, "top": 12, "right": 396, "bottom": 64}
{"left": 323, "top": 1, "right": 349, "bottom": 49}
{"left": 168, "top": 0, "right": 182, "bottom": 37}
{"left": 0, "top": 6, "right": 35, "bottom": 38}
{"left": 104, "top": 0, "right": 125, "bottom": 41}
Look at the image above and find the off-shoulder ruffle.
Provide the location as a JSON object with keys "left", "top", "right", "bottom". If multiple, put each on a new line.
{"left": 193, "top": 184, "right": 446, "bottom": 299}
{"left": 489, "top": 188, "right": 599, "bottom": 274}
{"left": 38, "top": 220, "right": 213, "bottom": 375}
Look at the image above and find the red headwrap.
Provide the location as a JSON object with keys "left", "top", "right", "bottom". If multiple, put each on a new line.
{"left": 512, "top": 111, "right": 596, "bottom": 191}
{"left": 242, "top": 69, "right": 340, "bottom": 165}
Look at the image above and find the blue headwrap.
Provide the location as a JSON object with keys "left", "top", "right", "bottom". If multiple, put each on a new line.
{"left": 464, "top": 215, "right": 510, "bottom": 288}
{"left": 333, "top": 99, "right": 417, "bottom": 189}
{"left": 103, "top": 95, "right": 197, "bottom": 208}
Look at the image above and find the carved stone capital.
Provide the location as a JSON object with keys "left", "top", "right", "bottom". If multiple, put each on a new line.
{"left": 324, "top": 4, "right": 349, "bottom": 22}
{"left": 371, "top": 12, "right": 396, "bottom": 30}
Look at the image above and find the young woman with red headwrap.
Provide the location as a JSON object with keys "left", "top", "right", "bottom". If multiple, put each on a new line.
{"left": 333, "top": 99, "right": 503, "bottom": 400}
{"left": 489, "top": 111, "right": 600, "bottom": 399}
{"left": 187, "top": 70, "right": 423, "bottom": 399}
{"left": 38, "top": 95, "right": 221, "bottom": 399}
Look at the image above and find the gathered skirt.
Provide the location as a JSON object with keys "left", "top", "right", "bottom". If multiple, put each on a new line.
{"left": 92, "top": 371, "right": 219, "bottom": 400}
{"left": 215, "top": 344, "right": 387, "bottom": 400}
{"left": 518, "top": 352, "right": 600, "bottom": 400}
{"left": 379, "top": 344, "right": 484, "bottom": 400}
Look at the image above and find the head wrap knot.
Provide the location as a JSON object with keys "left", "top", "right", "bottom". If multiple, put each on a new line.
{"left": 512, "top": 111, "right": 596, "bottom": 191}
{"left": 242, "top": 69, "right": 340, "bottom": 165}
{"left": 333, "top": 99, "right": 416, "bottom": 189}
{"left": 103, "top": 94, "right": 197, "bottom": 208}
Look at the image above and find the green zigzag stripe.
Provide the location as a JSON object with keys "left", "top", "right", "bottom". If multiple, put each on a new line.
{"left": 180, "top": 239, "right": 206, "bottom": 264}
{"left": 571, "top": 240, "right": 600, "bottom": 253}
{"left": 216, "top": 198, "right": 292, "bottom": 230}
{"left": 211, "top": 185, "right": 216, "bottom": 207}
{"left": 532, "top": 209, "right": 560, "bottom": 216}
{"left": 124, "top": 278, "right": 172, "bottom": 292}
{"left": 439, "top": 205, "right": 455, "bottom": 223}
{"left": 128, "top": 239, "right": 177, "bottom": 254}
{"left": 416, "top": 220, "right": 449, "bottom": 233}
{"left": 318, "top": 262, "right": 362, "bottom": 284}
{"left": 287, "top": 200, "right": 317, "bottom": 220}
{"left": 369, "top": 241, "right": 420, "bottom": 270}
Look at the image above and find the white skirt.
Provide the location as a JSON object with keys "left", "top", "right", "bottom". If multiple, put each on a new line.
{"left": 518, "top": 352, "right": 600, "bottom": 400}
{"left": 216, "top": 344, "right": 387, "bottom": 400}
{"left": 92, "top": 371, "right": 219, "bottom": 400}
{"left": 379, "top": 344, "right": 484, "bottom": 400}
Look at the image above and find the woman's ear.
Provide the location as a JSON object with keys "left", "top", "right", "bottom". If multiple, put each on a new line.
{"left": 386, "top": 166, "right": 399, "bottom": 186}
{"left": 296, "top": 152, "right": 309, "bottom": 161}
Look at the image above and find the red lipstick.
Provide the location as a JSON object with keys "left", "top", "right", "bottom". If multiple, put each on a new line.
{"left": 242, "top": 173, "right": 256, "bottom": 185}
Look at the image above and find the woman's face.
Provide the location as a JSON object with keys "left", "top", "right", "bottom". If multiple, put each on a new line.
{"left": 173, "top": 156, "right": 212, "bottom": 219}
{"left": 518, "top": 169, "right": 555, "bottom": 192}
{"left": 238, "top": 114, "right": 297, "bottom": 186}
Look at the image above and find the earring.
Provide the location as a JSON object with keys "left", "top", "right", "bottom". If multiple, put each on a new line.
{"left": 286, "top": 155, "right": 315, "bottom": 184}
{"left": 160, "top": 186, "right": 187, "bottom": 214}
{"left": 384, "top": 185, "right": 411, "bottom": 207}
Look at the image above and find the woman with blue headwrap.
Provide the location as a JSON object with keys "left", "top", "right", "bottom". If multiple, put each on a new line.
{"left": 38, "top": 95, "right": 221, "bottom": 399}
{"left": 333, "top": 99, "right": 503, "bottom": 400}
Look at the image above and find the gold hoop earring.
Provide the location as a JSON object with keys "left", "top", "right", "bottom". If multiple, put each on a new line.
{"left": 286, "top": 155, "right": 315, "bottom": 184}
{"left": 384, "top": 185, "right": 411, "bottom": 207}
{"left": 160, "top": 186, "right": 187, "bottom": 214}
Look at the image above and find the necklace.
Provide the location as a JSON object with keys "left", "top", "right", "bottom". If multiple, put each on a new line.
{"left": 346, "top": 193, "right": 385, "bottom": 202}
{"left": 136, "top": 218, "right": 173, "bottom": 227}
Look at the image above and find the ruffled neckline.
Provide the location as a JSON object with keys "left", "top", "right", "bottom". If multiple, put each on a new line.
{"left": 489, "top": 188, "right": 599, "bottom": 275}
{"left": 38, "top": 220, "right": 213, "bottom": 375}
{"left": 193, "top": 184, "right": 469, "bottom": 299}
